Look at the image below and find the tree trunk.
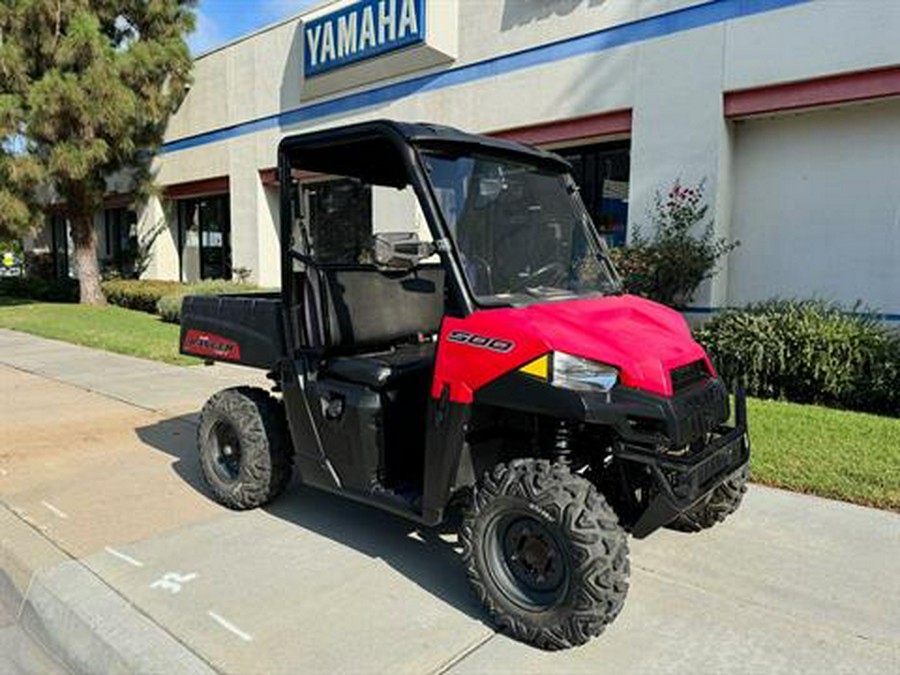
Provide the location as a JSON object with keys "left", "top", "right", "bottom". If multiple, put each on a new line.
{"left": 70, "top": 213, "right": 106, "bottom": 306}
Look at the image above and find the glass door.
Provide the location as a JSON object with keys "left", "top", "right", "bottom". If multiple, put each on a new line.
{"left": 178, "top": 194, "right": 231, "bottom": 282}
{"left": 199, "top": 196, "right": 231, "bottom": 280}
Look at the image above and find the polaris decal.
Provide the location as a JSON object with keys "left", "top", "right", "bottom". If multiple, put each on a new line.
{"left": 447, "top": 330, "right": 515, "bottom": 354}
{"left": 182, "top": 330, "right": 241, "bottom": 361}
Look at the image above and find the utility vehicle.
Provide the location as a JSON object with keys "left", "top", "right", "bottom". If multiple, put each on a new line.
{"left": 181, "top": 120, "right": 750, "bottom": 650}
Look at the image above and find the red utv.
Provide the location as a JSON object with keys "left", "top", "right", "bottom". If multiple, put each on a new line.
{"left": 181, "top": 120, "right": 750, "bottom": 650}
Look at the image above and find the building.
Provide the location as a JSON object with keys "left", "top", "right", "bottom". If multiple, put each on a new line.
{"left": 33, "top": 0, "right": 900, "bottom": 319}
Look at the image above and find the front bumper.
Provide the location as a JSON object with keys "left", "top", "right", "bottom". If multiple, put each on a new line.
{"left": 474, "top": 372, "right": 751, "bottom": 537}
{"left": 616, "top": 388, "right": 751, "bottom": 538}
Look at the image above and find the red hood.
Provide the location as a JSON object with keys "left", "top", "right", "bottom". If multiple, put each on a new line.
{"left": 433, "top": 295, "right": 711, "bottom": 402}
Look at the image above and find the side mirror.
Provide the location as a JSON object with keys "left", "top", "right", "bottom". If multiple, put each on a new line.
{"left": 373, "top": 232, "right": 435, "bottom": 270}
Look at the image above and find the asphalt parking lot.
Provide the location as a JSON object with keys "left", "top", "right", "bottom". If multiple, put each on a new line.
{"left": 1, "top": 329, "right": 898, "bottom": 674}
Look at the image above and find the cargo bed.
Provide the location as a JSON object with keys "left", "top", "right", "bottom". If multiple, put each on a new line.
{"left": 179, "top": 293, "right": 286, "bottom": 369}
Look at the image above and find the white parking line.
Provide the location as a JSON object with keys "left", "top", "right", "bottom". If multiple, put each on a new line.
{"left": 207, "top": 611, "right": 253, "bottom": 642}
{"left": 40, "top": 501, "right": 69, "bottom": 519}
{"left": 104, "top": 546, "right": 145, "bottom": 568}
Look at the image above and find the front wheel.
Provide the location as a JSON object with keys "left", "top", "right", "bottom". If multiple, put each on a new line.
{"left": 460, "top": 459, "right": 629, "bottom": 651}
{"left": 667, "top": 463, "right": 750, "bottom": 533}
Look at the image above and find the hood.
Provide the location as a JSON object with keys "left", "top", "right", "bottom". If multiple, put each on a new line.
{"left": 510, "top": 295, "right": 710, "bottom": 396}
{"left": 433, "top": 294, "right": 712, "bottom": 402}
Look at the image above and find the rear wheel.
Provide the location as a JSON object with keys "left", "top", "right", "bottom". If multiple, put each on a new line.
{"left": 198, "top": 387, "right": 293, "bottom": 510}
{"left": 668, "top": 463, "right": 750, "bottom": 532}
{"left": 460, "top": 459, "right": 629, "bottom": 651}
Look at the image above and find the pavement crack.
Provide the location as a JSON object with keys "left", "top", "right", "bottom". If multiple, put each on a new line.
{"left": 632, "top": 562, "right": 899, "bottom": 652}
{"left": 433, "top": 630, "right": 496, "bottom": 674}
{"left": 0, "top": 359, "right": 166, "bottom": 415}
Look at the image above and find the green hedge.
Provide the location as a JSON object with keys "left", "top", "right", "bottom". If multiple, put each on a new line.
{"left": 695, "top": 300, "right": 900, "bottom": 416}
{"left": 101, "top": 279, "right": 183, "bottom": 313}
{"left": 0, "top": 277, "right": 79, "bottom": 302}
{"left": 101, "top": 278, "right": 260, "bottom": 318}
{"left": 157, "top": 280, "right": 262, "bottom": 324}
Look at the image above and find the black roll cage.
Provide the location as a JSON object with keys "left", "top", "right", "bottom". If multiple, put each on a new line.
{"left": 265, "top": 120, "right": 747, "bottom": 533}
{"left": 276, "top": 120, "right": 580, "bottom": 349}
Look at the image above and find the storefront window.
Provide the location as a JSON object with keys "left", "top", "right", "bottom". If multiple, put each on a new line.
{"left": 557, "top": 141, "right": 630, "bottom": 247}
{"left": 103, "top": 207, "right": 138, "bottom": 277}
{"left": 177, "top": 194, "right": 231, "bottom": 281}
{"left": 50, "top": 214, "right": 70, "bottom": 279}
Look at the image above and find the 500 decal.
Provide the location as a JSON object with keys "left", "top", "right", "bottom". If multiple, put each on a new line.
{"left": 447, "top": 330, "right": 515, "bottom": 354}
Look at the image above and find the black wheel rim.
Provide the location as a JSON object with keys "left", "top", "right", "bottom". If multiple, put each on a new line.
{"left": 485, "top": 510, "right": 570, "bottom": 611}
{"left": 210, "top": 420, "right": 242, "bottom": 483}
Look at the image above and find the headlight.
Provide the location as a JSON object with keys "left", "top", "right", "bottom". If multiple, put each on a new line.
{"left": 552, "top": 353, "right": 619, "bottom": 392}
{"left": 519, "top": 352, "right": 619, "bottom": 393}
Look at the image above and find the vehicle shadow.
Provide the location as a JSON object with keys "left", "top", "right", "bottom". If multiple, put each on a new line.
{"left": 134, "top": 414, "right": 489, "bottom": 626}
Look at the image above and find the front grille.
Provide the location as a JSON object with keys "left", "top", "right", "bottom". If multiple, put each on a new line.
{"left": 671, "top": 359, "right": 710, "bottom": 393}
{"left": 672, "top": 379, "right": 729, "bottom": 446}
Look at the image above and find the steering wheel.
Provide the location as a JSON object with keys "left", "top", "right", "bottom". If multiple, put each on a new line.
{"left": 522, "top": 262, "right": 568, "bottom": 288}
{"left": 462, "top": 253, "right": 494, "bottom": 295}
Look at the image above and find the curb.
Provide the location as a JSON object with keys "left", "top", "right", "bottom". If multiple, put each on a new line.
{"left": 0, "top": 505, "right": 215, "bottom": 675}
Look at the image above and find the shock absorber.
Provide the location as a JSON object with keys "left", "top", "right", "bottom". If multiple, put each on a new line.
{"left": 554, "top": 420, "right": 573, "bottom": 466}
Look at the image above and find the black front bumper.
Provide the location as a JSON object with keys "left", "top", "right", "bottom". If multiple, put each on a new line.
{"left": 474, "top": 371, "right": 750, "bottom": 537}
{"left": 616, "top": 389, "right": 750, "bottom": 538}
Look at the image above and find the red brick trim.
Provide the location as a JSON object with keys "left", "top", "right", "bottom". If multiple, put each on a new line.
{"left": 164, "top": 176, "right": 229, "bottom": 200}
{"left": 491, "top": 109, "right": 632, "bottom": 146}
{"left": 725, "top": 66, "right": 900, "bottom": 118}
{"left": 102, "top": 192, "right": 135, "bottom": 210}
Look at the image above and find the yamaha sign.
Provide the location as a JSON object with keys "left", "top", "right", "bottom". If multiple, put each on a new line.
{"left": 304, "top": 0, "right": 426, "bottom": 78}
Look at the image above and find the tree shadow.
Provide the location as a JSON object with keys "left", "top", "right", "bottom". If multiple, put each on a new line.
{"left": 134, "top": 413, "right": 488, "bottom": 625}
{"left": 501, "top": 0, "right": 608, "bottom": 31}
{"left": 0, "top": 296, "right": 38, "bottom": 307}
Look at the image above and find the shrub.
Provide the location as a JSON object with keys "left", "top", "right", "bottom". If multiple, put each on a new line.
{"left": 23, "top": 252, "right": 58, "bottom": 281}
{"left": 611, "top": 179, "right": 738, "bottom": 307}
{"left": 157, "top": 280, "right": 261, "bottom": 324}
{"left": 695, "top": 299, "right": 900, "bottom": 416}
{"left": 101, "top": 279, "right": 182, "bottom": 313}
{"left": 0, "top": 276, "right": 79, "bottom": 302}
{"left": 156, "top": 293, "right": 183, "bottom": 324}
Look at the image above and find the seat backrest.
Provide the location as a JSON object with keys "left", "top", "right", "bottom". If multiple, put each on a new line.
{"left": 298, "top": 265, "right": 445, "bottom": 351}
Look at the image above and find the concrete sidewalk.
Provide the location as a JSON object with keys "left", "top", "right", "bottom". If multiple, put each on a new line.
{"left": 1, "top": 328, "right": 898, "bottom": 674}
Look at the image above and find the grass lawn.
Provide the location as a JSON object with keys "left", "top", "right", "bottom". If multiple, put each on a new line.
{"left": 0, "top": 297, "right": 198, "bottom": 366}
{"left": 748, "top": 398, "right": 899, "bottom": 511}
{"left": 1, "top": 297, "right": 897, "bottom": 510}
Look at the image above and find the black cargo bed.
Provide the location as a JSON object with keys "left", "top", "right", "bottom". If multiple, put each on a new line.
{"left": 179, "top": 293, "right": 286, "bottom": 369}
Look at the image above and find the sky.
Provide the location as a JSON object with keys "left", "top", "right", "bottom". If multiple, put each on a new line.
{"left": 189, "top": 0, "right": 322, "bottom": 55}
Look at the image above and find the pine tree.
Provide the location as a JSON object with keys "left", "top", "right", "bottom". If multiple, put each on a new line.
{"left": 0, "top": 1, "right": 194, "bottom": 304}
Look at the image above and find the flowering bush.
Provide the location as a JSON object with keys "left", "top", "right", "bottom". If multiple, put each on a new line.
{"left": 610, "top": 179, "right": 738, "bottom": 307}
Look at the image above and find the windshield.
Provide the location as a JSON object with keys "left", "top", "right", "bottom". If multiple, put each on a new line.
{"left": 422, "top": 151, "right": 621, "bottom": 306}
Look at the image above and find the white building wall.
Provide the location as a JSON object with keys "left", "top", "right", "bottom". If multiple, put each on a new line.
{"left": 139, "top": 0, "right": 900, "bottom": 316}
{"left": 139, "top": 197, "right": 179, "bottom": 281}
{"left": 258, "top": 183, "right": 283, "bottom": 288}
{"left": 227, "top": 137, "right": 263, "bottom": 282}
{"left": 372, "top": 186, "right": 429, "bottom": 240}
{"left": 728, "top": 99, "right": 900, "bottom": 313}
{"left": 723, "top": 1, "right": 900, "bottom": 90}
